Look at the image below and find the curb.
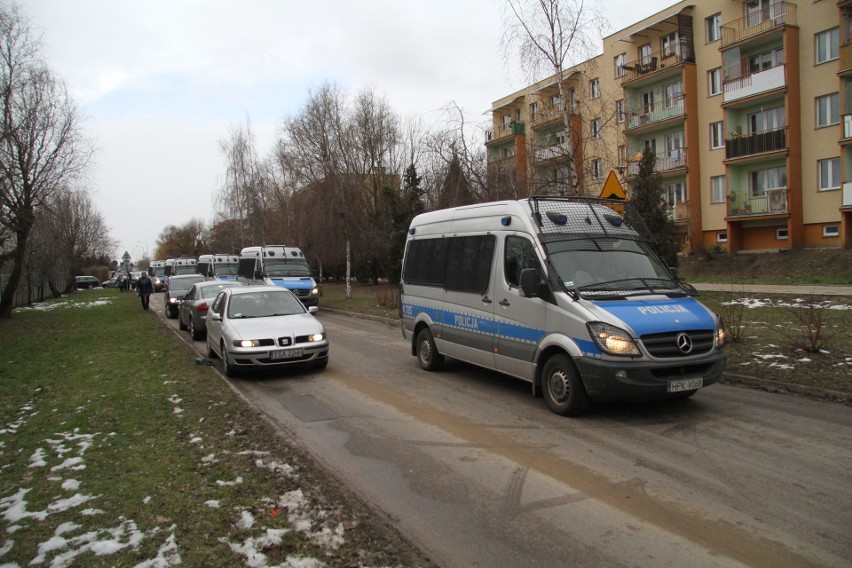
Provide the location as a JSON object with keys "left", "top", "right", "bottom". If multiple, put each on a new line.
{"left": 320, "top": 307, "right": 851, "bottom": 405}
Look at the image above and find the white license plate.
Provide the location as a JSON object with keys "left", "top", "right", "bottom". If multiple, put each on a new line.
{"left": 668, "top": 378, "right": 703, "bottom": 393}
{"left": 269, "top": 348, "right": 303, "bottom": 360}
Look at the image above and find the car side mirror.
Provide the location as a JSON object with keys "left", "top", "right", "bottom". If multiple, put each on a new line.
{"left": 308, "top": 306, "right": 319, "bottom": 314}
{"left": 210, "top": 312, "right": 222, "bottom": 321}
{"left": 520, "top": 268, "right": 540, "bottom": 298}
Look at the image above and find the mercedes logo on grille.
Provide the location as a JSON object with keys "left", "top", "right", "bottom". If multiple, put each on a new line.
{"left": 676, "top": 333, "right": 693, "bottom": 354}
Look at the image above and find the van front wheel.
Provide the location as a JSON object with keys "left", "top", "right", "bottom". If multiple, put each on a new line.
{"left": 416, "top": 328, "right": 444, "bottom": 371}
{"left": 541, "top": 355, "right": 589, "bottom": 416}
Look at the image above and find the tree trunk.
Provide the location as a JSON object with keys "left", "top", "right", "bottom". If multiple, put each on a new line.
{"left": 0, "top": 227, "right": 32, "bottom": 318}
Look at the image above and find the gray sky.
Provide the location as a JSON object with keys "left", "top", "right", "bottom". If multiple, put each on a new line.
{"left": 23, "top": 0, "right": 674, "bottom": 262}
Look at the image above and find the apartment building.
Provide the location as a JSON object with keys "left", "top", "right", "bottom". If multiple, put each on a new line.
{"left": 486, "top": 0, "right": 852, "bottom": 253}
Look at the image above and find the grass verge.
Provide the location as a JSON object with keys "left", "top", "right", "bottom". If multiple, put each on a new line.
{"left": 0, "top": 289, "right": 428, "bottom": 567}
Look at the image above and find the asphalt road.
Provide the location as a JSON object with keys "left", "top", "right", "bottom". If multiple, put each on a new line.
{"left": 157, "top": 302, "right": 852, "bottom": 568}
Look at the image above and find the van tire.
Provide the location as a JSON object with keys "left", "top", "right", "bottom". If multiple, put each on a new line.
{"left": 541, "top": 355, "right": 589, "bottom": 416}
{"left": 416, "top": 328, "right": 444, "bottom": 371}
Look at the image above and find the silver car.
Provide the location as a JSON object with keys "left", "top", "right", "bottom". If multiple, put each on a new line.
{"left": 178, "top": 280, "right": 246, "bottom": 340}
{"left": 205, "top": 285, "right": 329, "bottom": 376}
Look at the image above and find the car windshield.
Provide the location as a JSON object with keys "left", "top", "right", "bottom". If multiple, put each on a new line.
{"left": 542, "top": 235, "right": 685, "bottom": 299}
{"left": 201, "top": 283, "right": 242, "bottom": 299}
{"left": 227, "top": 290, "right": 305, "bottom": 319}
{"left": 169, "top": 277, "right": 205, "bottom": 291}
{"left": 264, "top": 258, "right": 311, "bottom": 277}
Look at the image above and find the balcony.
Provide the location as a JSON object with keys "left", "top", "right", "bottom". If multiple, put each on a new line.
{"left": 668, "top": 201, "right": 689, "bottom": 222}
{"left": 530, "top": 104, "right": 571, "bottom": 129}
{"left": 728, "top": 187, "right": 788, "bottom": 217}
{"left": 844, "top": 115, "right": 852, "bottom": 140}
{"left": 723, "top": 65, "right": 786, "bottom": 104}
{"left": 725, "top": 127, "right": 786, "bottom": 160}
{"left": 532, "top": 142, "right": 572, "bottom": 163}
{"left": 720, "top": 2, "right": 796, "bottom": 48}
{"left": 620, "top": 42, "right": 694, "bottom": 85}
{"left": 626, "top": 148, "right": 687, "bottom": 176}
{"left": 841, "top": 43, "right": 852, "bottom": 75}
{"left": 844, "top": 182, "right": 852, "bottom": 207}
{"left": 626, "top": 97, "right": 684, "bottom": 130}
{"left": 486, "top": 121, "right": 525, "bottom": 145}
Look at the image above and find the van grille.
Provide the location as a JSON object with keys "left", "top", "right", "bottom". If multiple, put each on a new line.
{"left": 640, "top": 330, "right": 714, "bottom": 358}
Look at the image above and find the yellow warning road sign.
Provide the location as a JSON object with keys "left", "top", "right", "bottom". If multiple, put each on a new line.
{"left": 599, "top": 170, "right": 626, "bottom": 200}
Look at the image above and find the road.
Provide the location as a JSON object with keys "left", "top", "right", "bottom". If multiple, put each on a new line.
{"left": 158, "top": 303, "right": 852, "bottom": 568}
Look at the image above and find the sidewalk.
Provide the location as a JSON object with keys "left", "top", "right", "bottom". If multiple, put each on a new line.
{"left": 692, "top": 282, "right": 852, "bottom": 296}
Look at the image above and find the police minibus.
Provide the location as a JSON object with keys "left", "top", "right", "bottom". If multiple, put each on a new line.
{"left": 399, "top": 197, "right": 726, "bottom": 416}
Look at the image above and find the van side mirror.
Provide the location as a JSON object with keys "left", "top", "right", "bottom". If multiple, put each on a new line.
{"left": 254, "top": 270, "right": 263, "bottom": 279}
{"left": 520, "top": 268, "right": 541, "bottom": 298}
{"left": 669, "top": 267, "right": 679, "bottom": 280}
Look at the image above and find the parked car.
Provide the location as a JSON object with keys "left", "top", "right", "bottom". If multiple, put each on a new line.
{"left": 206, "top": 285, "right": 329, "bottom": 376}
{"left": 164, "top": 274, "right": 206, "bottom": 319}
{"left": 178, "top": 280, "right": 246, "bottom": 340}
{"left": 101, "top": 278, "right": 120, "bottom": 288}
{"left": 75, "top": 276, "right": 100, "bottom": 289}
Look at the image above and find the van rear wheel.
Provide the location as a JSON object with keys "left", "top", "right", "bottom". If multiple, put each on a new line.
{"left": 416, "top": 328, "right": 444, "bottom": 371}
{"left": 541, "top": 355, "right": 589, "bottom": 416}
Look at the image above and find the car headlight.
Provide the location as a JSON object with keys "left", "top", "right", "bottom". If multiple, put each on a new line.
{"left": 587, "top": 322, "right": 641, "bottom": 357}
{"left": 307, "top": 332, "right": 325, "bottom": 342}
{"left": 235, "top": 339, "right": 261, "bottom": 348}
{"left": 169, "top": 297, "right": 180, "bottom": 303}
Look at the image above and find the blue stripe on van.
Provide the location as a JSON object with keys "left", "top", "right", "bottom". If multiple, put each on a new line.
{"left": 592, "top": 297, "right": 714, "bottom": 336}
{"left": 269, "top": 278, "right": 313, "bottom": 291}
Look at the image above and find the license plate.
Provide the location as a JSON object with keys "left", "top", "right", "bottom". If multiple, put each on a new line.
{"left": 269, "top": 348, "right": 303, "bottom": 360}
{"left": 668, "top": 378, "right": 703, "bottom": 393}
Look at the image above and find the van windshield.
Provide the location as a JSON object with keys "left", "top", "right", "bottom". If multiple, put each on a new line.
{"left": 215, "top": 264, "right": 239, "bottom": 276}
{"left": 265, "top": 259, "right": 311, "bottom": 278}
{"left": 542, "top": 235, "right": 689, "bottom": 299}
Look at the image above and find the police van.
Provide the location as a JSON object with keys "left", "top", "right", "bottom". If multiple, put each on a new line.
{"left": 399, "top": 197, "right": 726, "bottom": 416}
{"left": 238, "top": 246, "right": 320, "bottom": 306}
{"left": 163, "top": 257, "right": 198, "bottom": 278}
{"left": 197, "top": 254, "right": 240, "bottom": 281}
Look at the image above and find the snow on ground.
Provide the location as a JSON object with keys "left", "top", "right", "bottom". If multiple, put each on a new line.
{"left": 0, "top": 383, "right": 350, "bottom": 567}
{"left": 13, "top": 297, "right": 115, "bottom": 313}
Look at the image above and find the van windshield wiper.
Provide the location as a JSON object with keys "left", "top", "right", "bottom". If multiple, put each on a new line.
{"left": 574, "top": 278, "right": 684, "bottom": 299}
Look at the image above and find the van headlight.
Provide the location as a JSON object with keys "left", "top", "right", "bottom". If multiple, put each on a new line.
{"left": 587, "top": 322, "right": 641, "bottom": 357}
{"left": 715, "top": 316, "right": 727, "bottom": 348}
{"left": 310, "top": 287, "right": 319, "bottom": 296}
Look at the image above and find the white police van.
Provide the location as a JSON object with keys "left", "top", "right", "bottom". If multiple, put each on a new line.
{"left": 197, "top": 254, "right": 240, "bottom": 281}
{"left": 238, "top": 246, "right": 320, "bottom": 307}
{"left": 400, "top": 197, "right": 726, "bottom": 416}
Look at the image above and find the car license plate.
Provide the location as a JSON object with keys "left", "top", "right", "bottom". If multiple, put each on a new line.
{"left": 668, "top": 378, "right": 703, "bottom": 393}
{"left": 270, "top": 348, "right": 303, "bottom": 361}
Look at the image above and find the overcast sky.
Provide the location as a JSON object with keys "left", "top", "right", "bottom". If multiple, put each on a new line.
{"left": 23, "top": 0, "right": 674, "bottom": 262}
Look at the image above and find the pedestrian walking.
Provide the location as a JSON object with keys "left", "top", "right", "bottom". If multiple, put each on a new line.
{"left": 118, "top": 275, "right": 127, "bottom": 292}
{"left": 136, "top": 271, "right": 154, "bottom": 310}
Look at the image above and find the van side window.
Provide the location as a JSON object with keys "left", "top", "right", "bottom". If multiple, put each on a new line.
{"left": 504, "top": 236, "right": 542, "bottom": 288}
{"left": 403, "top": 235, "right": 495, "bottom": 294}
{"left": 445, "top": 235, "right": 495, "bottom": 294}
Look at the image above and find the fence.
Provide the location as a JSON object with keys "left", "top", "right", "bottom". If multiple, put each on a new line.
{"left": 0, "top": 273, "right": 68, "bottom": 309}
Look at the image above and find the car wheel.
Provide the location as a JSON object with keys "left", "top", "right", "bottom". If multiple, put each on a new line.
{"left": 416, "top": 328, "right": 444, "bottom": 371}
{"left": 541, "top": 354, "right": 589, "bottom": 417}
{"left": 164, "top": 300, "right": 170, "bottom": 318}
{"left": 178, "top": 314, "right": 187, "bottom": 330}
{"left": 222, "top": 342, "right": 237, "bottom": 377}
{"left": 190, "top": 319, "right": 203, "bottom": 341}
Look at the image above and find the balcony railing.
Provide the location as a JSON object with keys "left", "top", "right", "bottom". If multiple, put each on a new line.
{"left": 626, "top": 97, "right": 685, "bottom": 129}
{"left": 530, "top": 104, "right": 569, "bottom": 128}
{"left": 728, "top": 187, "right": 788, "bottom": 216}
{"left": 841, "top": 43, "right": 852, "bottom": 74}
{"left": 532, "top": 142, "right": 572, "bottom": 162}
{"left": 620, "top": 41, "right": 694, "bottom": 84}
{"left": 720, "top": 2, "right": 795, "bottom": 47}
{"left": 725, "top": 127, "right": 786, "bottom": 160}
{"left": 844, "top": 115, "right": 852, "bottom": 140}
{"left": 668, "top": 201, "right": 689, "bottom": 222}
{"left": 626, "top": 148, "right": 687, "bottom": 176}
{"left": 723, "top": 65, "right": 786, "bottom": 103}
{"left": 844, "top": 182, "right": 852, "bottom": 207}
{"left": 486, "top": 121, "right": 524, "bottom": 144}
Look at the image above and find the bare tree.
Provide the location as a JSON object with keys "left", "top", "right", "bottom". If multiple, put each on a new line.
{"left": 0, "top": 3, "right": 92, "bottom": 317}
{"left": 501, "top": 0, "right": 606, "bottom": 195}
{"left": 154, "top": 218, "right": 207, "bottom": 259}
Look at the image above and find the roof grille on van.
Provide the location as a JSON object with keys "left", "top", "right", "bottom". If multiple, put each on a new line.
{"left": 527, "top": 196, "right": 655, "bottom": 244}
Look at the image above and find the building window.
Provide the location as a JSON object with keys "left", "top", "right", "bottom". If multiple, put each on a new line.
{"left": 663, "top": 81, "right": 683, "bottom": 109}
{"left": 750, "top": 166, "right": 787, "bottom": 198}
{"left": 711, "top": 175, "right": 726, "bottom": 203}
{"left": 816, "top": 93, "right": 840, "bottom": 128}
{"left": 823, "top": 225, "right": 840, "bottom": 238}
{"left": 615, "top": 53, "right": 626, "bottom": 78}
{"left": 591, "top": 118, "right": 602, "bottom": 139}
{"left": 639, "top": 43, "right": 652, "bottom": 65}
{"left": 617, "top": 145, "right": 626, "bottom": 167}
{"left": 529, "top": 101, "right": 537, "bottom": 122}
{"left": 776, "top": 228, "right": 789, "bottom": 241}
{"left": 818, "top": 158, "right": 841, "bottom": 191}
{"left": 708, "top": 68, "right": 722, "bottom": 96}
{"left": 590, "top": 78, "right": 600, "bottom": 99}
{"left": 592, "top": 158, "right": 603, "bottom": 179}
{"left": 716, "top": 232, "right": 728, "bottom": 243}
{"left": 616, "top": 99, "right": 625, "bottom": 123}
{"left": 706, "top": 13, "right": 722, "bottom": 43}
{"left": 815, "top": 28, "right": 839, "bottom": 64}
{"left": 661, "top": 32, "right": 680, "bottom": 58}
{"left": 749, "top": 47, "right": 784, "bottom": 74}
{"left": 710, "top": 122, "right": 725, "bottom": 149}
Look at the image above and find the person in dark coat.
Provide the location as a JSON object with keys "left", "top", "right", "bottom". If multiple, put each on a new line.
{"left": 136, "top": 271, "right": 154, "bottom": 310}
